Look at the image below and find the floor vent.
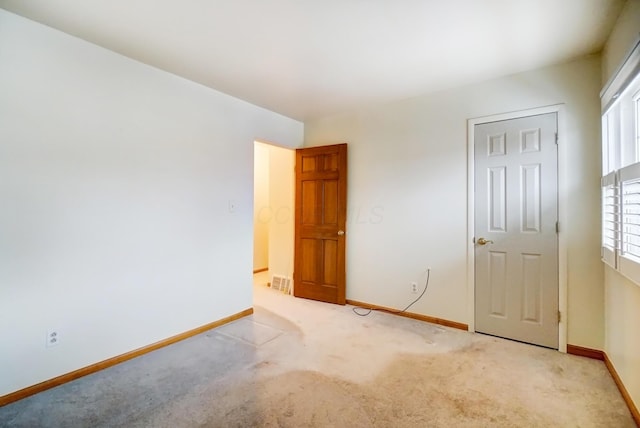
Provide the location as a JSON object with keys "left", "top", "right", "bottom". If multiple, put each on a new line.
{"left": 271, "top": 275, "right": 291, "bottom": 294}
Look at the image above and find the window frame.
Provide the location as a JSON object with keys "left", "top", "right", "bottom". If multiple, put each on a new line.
{"left": 601, "top": 36, "right": 640, "bottom": 286}
{"left": 601, "top": 171, "right": 618, "bottom": 268}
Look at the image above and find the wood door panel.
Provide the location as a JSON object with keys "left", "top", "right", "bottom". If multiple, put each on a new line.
{"left": 324, "top": 153, "right": 339, "bottom": 171}
{"left": 301, "top": 181, "right": 319, "bottom": 225}
{"left": 323, "top": 180, "right": 338, "bottom": 225}
{"left": 323, "top": 239, "right": 338, "bottom": 285}
{"left": 294, "top": 144, "right": 347, "bottom": 305}
{"left": 296, "top": 280, "right": 341, "bottom": 303}
{"left": 301, "top": 155, "right": 317, "bottom": 172}
{"left": 300, "top": 239, "right": 317, "bottom": 282}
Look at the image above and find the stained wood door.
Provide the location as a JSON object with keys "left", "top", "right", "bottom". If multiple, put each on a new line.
{"left": 474, "top": 113, "right": 559, "bottom": 349}
{"left": 294, "top": 144, "right": 347, "bottom": 304}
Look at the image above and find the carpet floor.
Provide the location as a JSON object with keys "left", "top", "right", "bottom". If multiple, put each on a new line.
{"left": 0, "top": 274, "right": 635, "bottom": 427}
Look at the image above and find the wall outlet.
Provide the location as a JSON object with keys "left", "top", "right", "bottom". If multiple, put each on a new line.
{"left": 46, "top": 330, "right": 60, "bottom": 348}
{"left": 411, "top": 282, "right": 418, "bottom": 294}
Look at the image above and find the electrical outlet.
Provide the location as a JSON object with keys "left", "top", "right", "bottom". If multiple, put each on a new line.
{"left": 411, "top": 282, "right": 418, "bottom": 294}
{"left": 46, "top": 330, "right": 60, "bottom": 348}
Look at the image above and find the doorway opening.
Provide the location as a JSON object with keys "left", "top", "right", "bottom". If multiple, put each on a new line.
{"left": 466, "top": 104, "right": 568, "bottom": 352}
{"left": 252, "top": 141, "right": 295, "bottom": 297}
{"left": 473, "top": 113, "right": 558, "bottom": 349}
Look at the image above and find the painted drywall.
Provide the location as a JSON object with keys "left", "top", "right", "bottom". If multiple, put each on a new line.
{"left": 602, "top": 0, "right": 640, "bottom": 84}
{"left": 267, "top": 145, "right": 295, "bottom": 285}
{"left": 253, "top": 143, "right": 270, "bottom": 271}
{"left": 601, "top": 0, "right": 640, "bottom": 412}
{"left": 305, "top": 55, "right": 603, "bottom": 349}
{"left": 0, "top": 10, "right": 303, "bottom": 397}
{"left": 604, "top": 267, "right": 640, "bottom": 410}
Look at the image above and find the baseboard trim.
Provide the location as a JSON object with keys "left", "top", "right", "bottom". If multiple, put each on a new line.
{"left": 567, "top": 344, "right": 639, "bottom": 426}
{"left": 345, "top": 299, "right": 468, "bottom": 331}
{"left": 604, "top": 352, "right": 640, "bottom": 426}
{"left": 566, "top": 344, "right": 604, "bottom": 360}
{"left": 0, "top": 308, "right": 253, "bottom": 408}
{"left": 253, "top": 267, "right": 268, "bottom": 274}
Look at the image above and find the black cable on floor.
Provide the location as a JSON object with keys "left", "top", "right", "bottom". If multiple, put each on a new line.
{"left": 352, "top": 269, "right": 430, "bottom": 317}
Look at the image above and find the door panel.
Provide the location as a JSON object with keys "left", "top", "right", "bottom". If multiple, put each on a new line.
{"left": 489, "top": 166, "right": 507, "bottom": 232}
{"left": 294, "top": 144, "right": 347, "bottom": 304}
{"left": 489, "top": 251, "right": 508, "bottom": 317}
{"left": 521, "top": 164, "right": 541, "bottom": 232}
{"left": 521, "top": 253, "right": 542, "bottom": 323}
{"left": 323, "top": 181, "right": 338, "bottom": 224}
{"left": 475, "top": 113, "right": 558, "bottom": 349}
{"left": 301, "top": 181, "right": 318, "bottom": 224}
{"left": 300, "top": 239, "right": 317, "bottom": 282}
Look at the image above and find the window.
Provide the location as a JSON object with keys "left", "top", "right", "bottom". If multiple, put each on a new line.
{"left": 636, "top": 92, "right": 640, "bottom": 155}
{"left": 601, "top": 37, "right": 640, "bottom": 285}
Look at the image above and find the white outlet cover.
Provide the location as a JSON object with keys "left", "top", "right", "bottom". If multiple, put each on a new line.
{"left": 46, "top": 330, "right": 60, "bottom": 348}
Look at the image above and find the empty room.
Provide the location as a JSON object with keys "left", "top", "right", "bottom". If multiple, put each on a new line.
{"left": 1, "top": 1, "right": 639, "bottom": 426}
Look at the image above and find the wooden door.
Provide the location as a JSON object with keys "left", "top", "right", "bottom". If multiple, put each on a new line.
{"left": 294, "top": 144, "right": 347, "bottom": 305}
{"left": 474, "top": 113, "right": 559, "bottom": 349}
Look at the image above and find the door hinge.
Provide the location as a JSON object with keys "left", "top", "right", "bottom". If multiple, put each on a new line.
{"left": 558, "top": 310, "right": 561, "bottom": 323}
{"left": 555, "top": 132, "right": 558, "bottom": 145}
{"left": 555, "top": 221, "right": 559, "bottom": 234}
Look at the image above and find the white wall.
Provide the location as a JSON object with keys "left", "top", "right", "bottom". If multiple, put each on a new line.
{"left": 0, "top": 10, "right": 303, "bottom": 397}
{"left": 602, "top": 0, "right": 640, "bottom": 84}
{"left": 305, "top": 55, "right": 603, "bottom": 349}
{"left": 601, "top": 0, "right": 640, "bottom": 412}
{"left": 253, "top": 143, "right": 270, "bottom": 271}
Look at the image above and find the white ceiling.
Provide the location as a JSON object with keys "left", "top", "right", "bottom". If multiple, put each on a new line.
{"left": 0, "top": 0, "right": 625, "bottom": 121}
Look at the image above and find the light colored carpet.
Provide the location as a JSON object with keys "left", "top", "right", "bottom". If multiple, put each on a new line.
{"left": 0, "top": 275, "right": 635, "bottom": 427}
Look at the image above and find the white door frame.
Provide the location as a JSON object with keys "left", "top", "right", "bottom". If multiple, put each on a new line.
{"left": 466, "top": 104, "right": 567, "bottom": 353}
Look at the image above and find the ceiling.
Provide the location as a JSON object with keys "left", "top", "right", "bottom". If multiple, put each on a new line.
{"left": 0, "top": 0, "right": 625, "bottom": 121}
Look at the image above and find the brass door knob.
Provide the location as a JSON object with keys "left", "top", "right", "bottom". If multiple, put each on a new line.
{"left": 477, "top": 237, "right": 494, "bottom": 245}
{"left": 337, "top": 230, "right": 345, "bottom": 236}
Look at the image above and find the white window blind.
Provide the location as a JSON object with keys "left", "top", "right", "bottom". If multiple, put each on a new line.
{"left": 620, "top": 164, "right": 640, "bottom": 260}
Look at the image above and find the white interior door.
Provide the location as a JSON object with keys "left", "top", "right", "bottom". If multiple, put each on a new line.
{"left": 474, "top": 113, "right": 559, "bottom": 349}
